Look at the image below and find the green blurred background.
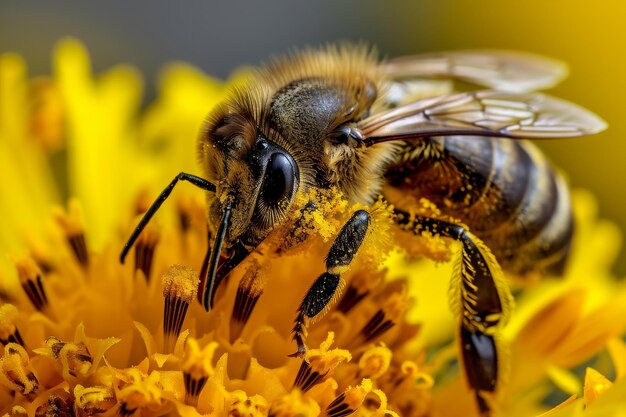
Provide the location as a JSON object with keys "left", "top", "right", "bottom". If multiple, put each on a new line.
{"left": 1, "top": 0, "right": 625, "bottom": 272}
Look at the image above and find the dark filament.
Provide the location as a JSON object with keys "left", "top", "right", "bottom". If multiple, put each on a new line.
{"left": 326, "top": 392, "right": 356, "bottom": 417}
{"left": 359, "top": 309, "right": 395, "bottom": 343}
{"left": 292, "top": 360, "right": 328, "bottom": 393}
{"left": 0, "top": 328, "right": 25, "bottom": 347}
{"left": 184, "top": 373, "right": 208, "bottom": 403}
{"left": 230, "top": 271, "right": 264, "bottom": 343}
{"left": 336, "top": 285, "right": 369, "bottom": 313}
{"left": 22, "top": 275, "right": 48, "bottom": 311}
{"left": 163, "top": 294, "right": 190, "bottom": 352}
{"left": 134, "top": 234, "right": 158, "bottom": 282}
{"left": 68, "top": 232, "right": 89, "bottom": 266}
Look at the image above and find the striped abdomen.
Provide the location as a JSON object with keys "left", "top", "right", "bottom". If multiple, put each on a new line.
{"left": 385, "top": 136, "right": 573, "bottom": 276}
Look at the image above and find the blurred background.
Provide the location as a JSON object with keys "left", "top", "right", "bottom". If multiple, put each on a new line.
{"left": 1, "top": 0, "right": 625, "bottom": 272}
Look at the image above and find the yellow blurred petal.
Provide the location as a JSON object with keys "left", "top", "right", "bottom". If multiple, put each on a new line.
{"left": 547, "top": 365, "right": 582, "bottom": 396}
{"left": 607, "top": 338, "right": 626, "bottom": 380}
{"left": 584, "top": 367, "right": 612, "bottom": 407}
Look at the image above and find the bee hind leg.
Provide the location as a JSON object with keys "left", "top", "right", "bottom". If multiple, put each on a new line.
{"left": 394, "top": 210, "right": 511, "bottom": 416}
{"left": 289, "top": 210, "right": 371, "bottom": 357}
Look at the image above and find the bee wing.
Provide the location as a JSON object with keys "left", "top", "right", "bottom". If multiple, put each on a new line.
{"left": 383, "top": 50, "right": 568, "bottom": 93}
{"left": 359, "top": 91, "right": 606, "bottom": 145}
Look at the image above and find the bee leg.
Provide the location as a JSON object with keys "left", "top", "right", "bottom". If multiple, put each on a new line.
{"left": 120, "top": 172, "right": 216, "bottom": 263}
{"left": 395, "top": 211, "right": 508, "bottom": 416}
{"left": 289, "top": 210, "right": 371, "bottom": 357}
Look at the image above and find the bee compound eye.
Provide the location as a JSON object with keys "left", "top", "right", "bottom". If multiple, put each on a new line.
{"left": 261, "top": 153, "right": 296, "bottom": 207}
{"left": 329, "top": 125, "right": 364, "bottom": 145}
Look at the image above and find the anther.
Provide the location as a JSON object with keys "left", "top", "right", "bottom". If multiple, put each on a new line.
{"left": 292, "top": 333, "right": 351, "bottom": 393}
{"left": 162, "top": 265, "right": 199, "bottom": 352}
{"left": 0, "top": 304, "right": 25, "bottom": 347}
{"left": 326, "top": 379, "right": 373, "bottom": 417}
{"left": 74, "top": 384, "right": 117, "bottom": 416}
{"left": 54, "top": 200, "right": 89, "bottom": 266}
{"left": 43, "top": 336, "right": 93, "bottom": 378}
{"left": 0, "top": 343, "right": 39, "bottom": 399}
{"left": 15, "top": 257, "right": 48, "bottom": 311}
{"left": 230, "top": 266, "right": 265, "bottom": 342}
{"left": 358, "top": 344, "right": 392, "bottom": 379}
{"left": 34, "top": 395, "right": 74, "bottom": 417}
{"left": 134, "top": 225, "right": 159, "bottom": 281}
{"left": 181, "top": 339, "right": 218, "bottom": 404}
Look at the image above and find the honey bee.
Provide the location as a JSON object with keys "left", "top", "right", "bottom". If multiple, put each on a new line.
{"left": 120, "top": 46, "right": 605, "bottom": 415}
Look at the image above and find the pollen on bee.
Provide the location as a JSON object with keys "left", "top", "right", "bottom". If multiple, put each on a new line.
{"left": 161, "top": 265, "right": 199, "bottom": 352}
{"left": 14, "top": 257, "right": 48, "bottom": 311}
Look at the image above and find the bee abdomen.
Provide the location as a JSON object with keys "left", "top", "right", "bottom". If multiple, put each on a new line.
{"left": 479, "top": 141, "right": 559, "bottom": 249}
{"left": 493, "top": 174, "right": 573, "bottom": 275}
{"left": 386, "top": 136, "right": 574, "bottom": 276}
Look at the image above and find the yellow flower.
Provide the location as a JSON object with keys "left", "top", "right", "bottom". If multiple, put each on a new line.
{"left": 0, "top": 39, "right": 625, "bottom": 417}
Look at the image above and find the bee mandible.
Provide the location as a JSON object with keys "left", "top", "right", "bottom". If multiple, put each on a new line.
{"left": 120, "top": 46, "right": 606, "bottom": 416}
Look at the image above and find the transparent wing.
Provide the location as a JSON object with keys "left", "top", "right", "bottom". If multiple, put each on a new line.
{"left": 359, "top": 91, "right": 606, "bottom": 145}
{"left": 383, "top": 50, "right": 568, "bottom": 93}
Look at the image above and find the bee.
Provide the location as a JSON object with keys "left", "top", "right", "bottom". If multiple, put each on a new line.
{"left": 120, "top": 46, "right": 605, "bottom": 415}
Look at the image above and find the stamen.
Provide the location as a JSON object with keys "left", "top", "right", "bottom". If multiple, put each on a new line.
{"left": 134, "top": 225, "right": 159, "bottom": 281}
{"left": 44, "top": 336, "right": 93, "bottom": 377}
{"left": 358, "top": 292, "right": 409, "bottom": 344}
{"left": 134, "top": 188, "right": 152, "bottom": 215}
{"left": 15, "top": 257, "right": 48, "bottom": 311}
{"left": 358, "top": 344, "right": 392, "bottom": 379}
{"left": 292, "top": 360, "right": 329, "bottom": 393}
{"left": 0, "top": 343, "right": 39, "bottom": 399}
{"left": 337, "top": 270, "right": 384, "bottom": 314}
{"left": 54, "top": 200, "right": 89, "bottom": 266}
{"left": 336, "top": 284, "right": 368, "bottom": 313}
{"left": 0, "top": 304, "right": 25, "bottom": 347}
{"left": 182, "top": 339, "right": 218, "bottom": 404}
{"left": 326, "top": 379, "right": 373, "bottom": 417}
{"left": 119, "top": 402, "right": 136, "bottom": 416}
{"left": 176, "top": 195, "right": 194, "bottom": 233}
{"left": 162, "top": 265, "right": 199, "bottom": 352}
{"left": 268, "top": 390, "right": 320, "bottom": 417}
{"left": 34, "top": 395, "right": 73, "bottom": 417}
{"left": 230, "top": 266, "right": 265, "bottom": 342}
{"left": 359, "top": 309, "right": 395, "bottom": 343}
{"left": 292, "top": 333, "right": 351, "bottom": 392}
{"left": 229, "top": 391, "right": 268, "bottom": 417}
{"left": 74, "top": 384, "right": 117, "bottom": 416}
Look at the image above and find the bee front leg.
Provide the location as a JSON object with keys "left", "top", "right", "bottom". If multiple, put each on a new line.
{"left": 289, "top": 210, "right": 371, "bottom": 357}
{"left": 395, "top": 210, "right": 512, "bottom": 416}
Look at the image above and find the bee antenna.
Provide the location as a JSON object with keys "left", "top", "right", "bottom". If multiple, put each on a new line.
{"left": 120, "top": 172, "right": 216, "bottom": 264}
{"left": 202, "top": 199, "right": 233, "bottom": 312}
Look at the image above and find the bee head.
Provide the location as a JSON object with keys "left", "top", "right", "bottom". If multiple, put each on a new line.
{"left": 199, "top": 105, "right": 300, "bottom": 250}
